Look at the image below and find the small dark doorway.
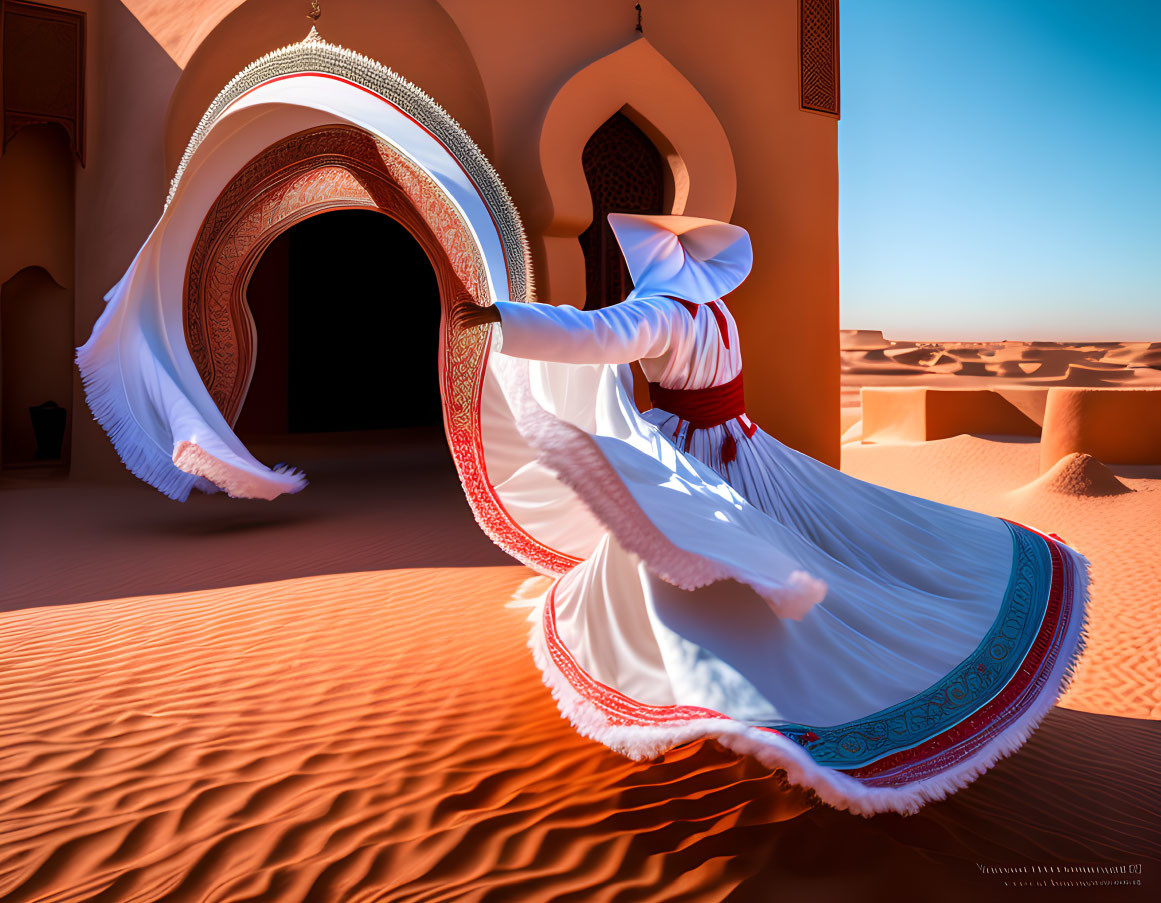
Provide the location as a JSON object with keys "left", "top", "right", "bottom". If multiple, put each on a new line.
{"left": 236, "top": 209, "right": 442, "bottom": 437}
{"left": 579, "top": 111, "right": 666, "bottom": 310}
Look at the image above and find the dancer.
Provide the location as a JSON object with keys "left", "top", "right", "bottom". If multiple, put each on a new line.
{"left": 452, "top": 213, "right": 1089, "bottom": 816}
{"left": 73, "top": 53, "right": 1087, "bottom": 814}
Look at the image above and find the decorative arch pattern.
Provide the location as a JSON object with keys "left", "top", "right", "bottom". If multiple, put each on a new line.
{"left": 181, "top": 122, "right": 575, "bottom": 575}
{"left": 184, "top": 125, "right": 487, "bottom": 425}
{"left": 169, "top": 28, "right": 530, "bottom": 303}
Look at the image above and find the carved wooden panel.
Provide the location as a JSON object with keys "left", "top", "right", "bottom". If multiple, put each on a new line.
{"left": 579, "top": 112, "right": 665, "bottom": 310}
{"left": 2, "top": 0, "right": 85, "bottom": 162}
{"left": 800, "top": 0, "right": 840, "bottom": 117}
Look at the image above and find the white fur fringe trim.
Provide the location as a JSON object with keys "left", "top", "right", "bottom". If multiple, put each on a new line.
{"left": 75, "top": 338, "right": 307, "bottom": 501}
{"left": 76, "top": 341, "right": 200, "bottom": 501}
{"left": 172, "top": 441, "right": 307, "bottom": 501}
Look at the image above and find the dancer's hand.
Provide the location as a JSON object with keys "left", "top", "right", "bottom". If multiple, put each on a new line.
{"left": 451, "top": 299, "right": 501, "bottom": 331}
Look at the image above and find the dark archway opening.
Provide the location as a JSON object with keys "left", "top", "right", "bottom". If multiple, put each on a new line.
{"left": 579, "top": 111, "right": 666, "bottom": 311}
{"left": 235, "top": 209, "right": 442, "bottom": 438}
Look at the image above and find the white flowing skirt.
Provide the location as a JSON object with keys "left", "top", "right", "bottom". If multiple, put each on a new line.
{"left": 495, "top": 356, "right": 1090, "bottom": 817}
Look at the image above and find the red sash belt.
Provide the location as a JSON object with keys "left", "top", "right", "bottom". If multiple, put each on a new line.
{"left": 648, "top": 371, "right": 745, "bottom": 428}
{"left": 647, "top": 371, "right": 756, "bottom": 465}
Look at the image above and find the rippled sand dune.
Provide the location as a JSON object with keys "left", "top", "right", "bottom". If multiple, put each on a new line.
{"left": 2, "top": 431, "right": 1158, "bottom": 900}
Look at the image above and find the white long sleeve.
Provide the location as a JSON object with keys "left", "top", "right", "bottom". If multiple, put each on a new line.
{"left": 492, "top": 296, "right": 679, "bottom": 365}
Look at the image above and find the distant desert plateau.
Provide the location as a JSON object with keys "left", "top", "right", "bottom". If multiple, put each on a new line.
{"left": 841, "top": 330, "right": 1161, "bottom": 429}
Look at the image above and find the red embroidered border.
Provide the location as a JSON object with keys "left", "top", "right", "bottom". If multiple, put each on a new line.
{"left": 543, "top": 580, "right": 736, "bottom": 728}
{"left": 184, "top": 76, "right": 581, "bottom": 578}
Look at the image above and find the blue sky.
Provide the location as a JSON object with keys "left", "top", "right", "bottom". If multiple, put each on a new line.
{"left": 839, "top": 0, "right": 1161, "bottom": 341}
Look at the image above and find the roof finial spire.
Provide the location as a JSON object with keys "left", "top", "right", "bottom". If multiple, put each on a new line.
{"left": 635, "top": 2, "right": 643, "bottom": 33}
{"left": 304, "top": 1, "right": 322, "bottom": 42}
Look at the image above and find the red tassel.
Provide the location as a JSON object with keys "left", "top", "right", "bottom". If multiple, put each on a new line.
{"left": 721, "top": 433, "right": 737, "bottom": 468}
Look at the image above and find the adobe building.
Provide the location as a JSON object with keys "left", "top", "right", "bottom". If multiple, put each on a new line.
{"left": 0, "top": 0, "right": 840, "bottom": 486}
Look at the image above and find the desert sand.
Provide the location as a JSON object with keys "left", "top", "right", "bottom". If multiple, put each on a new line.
{"left": 3, "top": 421, "right": 1159, "bottom": 900}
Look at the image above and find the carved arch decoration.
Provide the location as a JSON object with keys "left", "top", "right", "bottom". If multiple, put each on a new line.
{"left": 184, "top": 124, "right": 487, "bottom": 425}
{"left": 537, "top": 38, "right": 737, "bottom": 307}
{"left": 168, "top": 28, "right": 532, "bottom": 303}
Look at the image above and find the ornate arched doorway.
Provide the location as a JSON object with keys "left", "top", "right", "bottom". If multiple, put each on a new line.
{"left": 183, "top": 124, "right": 485, "bottom": 428}
{"left": 2, "top": 265, "right": 73, "bottom": 467}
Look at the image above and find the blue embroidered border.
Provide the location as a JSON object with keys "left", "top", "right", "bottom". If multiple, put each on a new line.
{"left": 760, "top": 521, "right": 1053, "bottom": 769}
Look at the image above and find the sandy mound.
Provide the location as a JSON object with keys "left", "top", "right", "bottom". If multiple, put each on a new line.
{"left": 1054, "top": 363, "right": 1136, "bottom": 386}
{"left": 1023, "top": 452, "right": 1133, "bottom": 497}
{"left": 994, "top": 360, "right": 1033, "bottom": 377}
{"left": 883, "top": 347, "right": 928, "bottom": 366}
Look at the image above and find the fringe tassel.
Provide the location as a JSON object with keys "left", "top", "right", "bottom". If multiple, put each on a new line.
{"left": 172, "top": 441, "right": 307, "bottom": 501}
{"left": 721, "top": 433, "right": 737, "bottom": 469}
{"left": 505, "top": 575, "right": 555, "bottom": 610}
{"left": 75, "top": 342, "right": 200, "bottom": 502}
{"left": 76, "top": 343, "right": 306, "bottom": 502}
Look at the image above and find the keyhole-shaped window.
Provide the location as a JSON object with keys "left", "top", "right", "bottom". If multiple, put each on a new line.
{"left": 579, "top": 112, "right": 665, "bottom": 310}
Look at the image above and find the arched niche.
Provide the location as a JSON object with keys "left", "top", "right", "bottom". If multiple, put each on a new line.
{"left": 1, "top": 266, "right": 73, "bottom": 467}
{"left": 0, "top": 123, "right": 75, "bottom": 292}
{"left": 537, "top": 38, "right": 737, "bottom": 307}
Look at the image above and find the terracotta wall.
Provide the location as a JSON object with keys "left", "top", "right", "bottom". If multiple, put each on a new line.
{"left": 8, "top": 0, "right": 839, "bottom": 480}
{"left": 0, "top": 125, "right": 75, "bottom": 289}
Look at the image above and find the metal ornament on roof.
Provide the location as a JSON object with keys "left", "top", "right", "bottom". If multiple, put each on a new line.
{"left": 165, "top": 26, "right": 534, "bottom": 301}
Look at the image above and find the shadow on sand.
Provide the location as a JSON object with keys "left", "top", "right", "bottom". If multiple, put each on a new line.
{"left": 0, "top": 429, "right": 513, "bottom": 612}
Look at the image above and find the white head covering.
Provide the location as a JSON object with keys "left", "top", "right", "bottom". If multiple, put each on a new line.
{"left": 607, "top": 213, "right": 753, "bottom": 304}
